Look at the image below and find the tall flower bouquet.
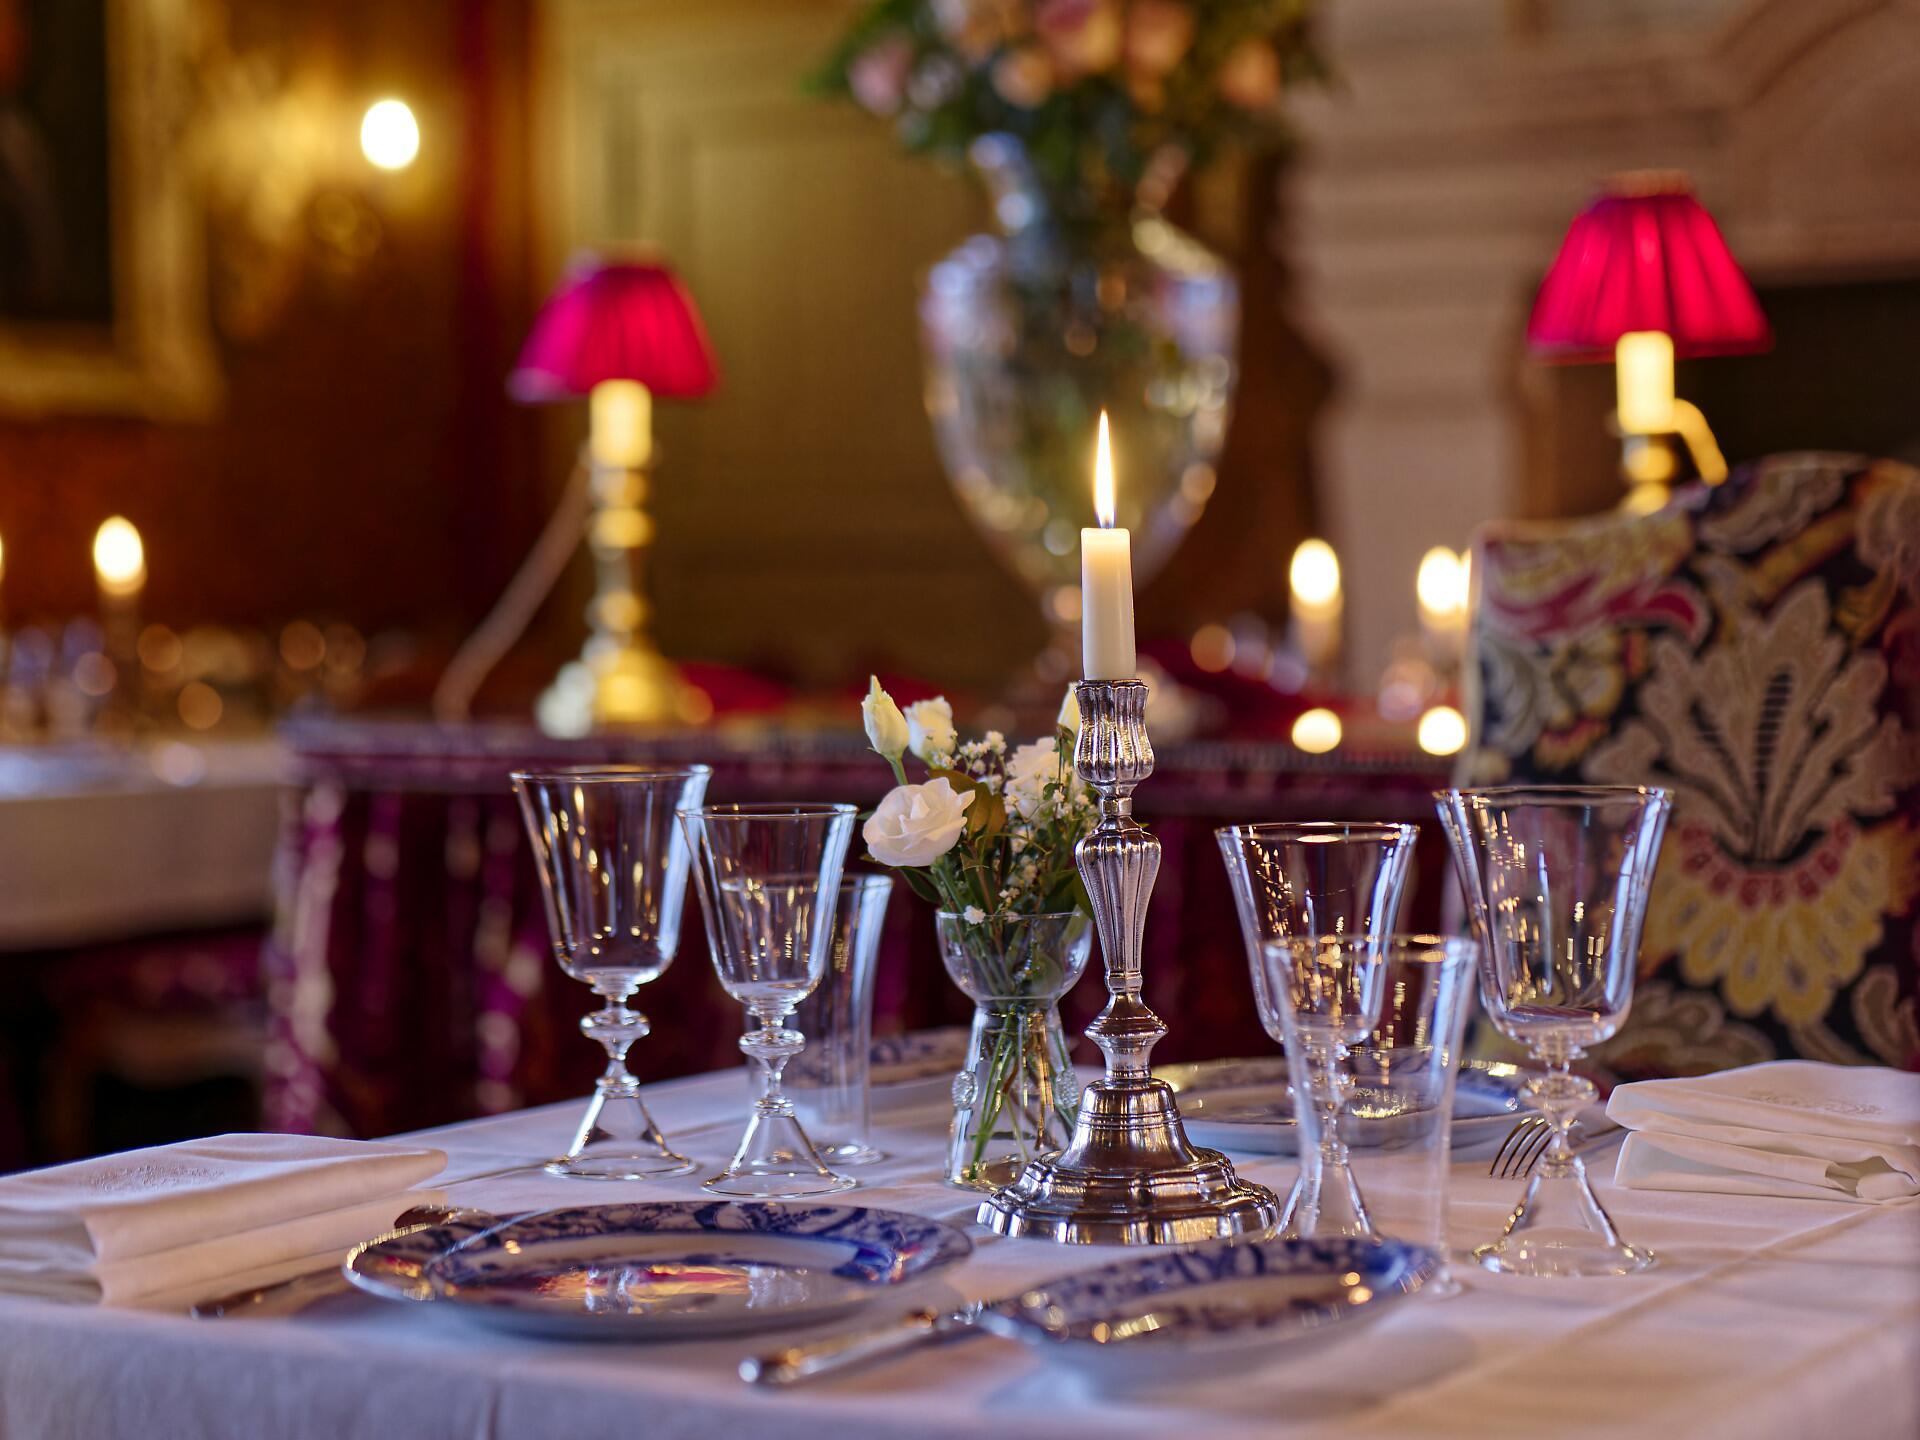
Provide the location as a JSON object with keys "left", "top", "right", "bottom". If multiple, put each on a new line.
{"left": 812, "top": 1, "right": 1324, "bottom": 220}
{"left": 859, "top": 678, "right": 1099, "bottom": 1186}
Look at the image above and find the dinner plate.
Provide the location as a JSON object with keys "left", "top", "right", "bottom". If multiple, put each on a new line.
{"left": 1156, "top": 1057, "right": 1529, "bottom": 1156}
{"left": 978, "top": 1234, "right": 1437, "bottom": 1378}
{"left": 868, "top": 1027, "right": 969, "bottom": 1109}
{"left": 344, "top": 1201, "right": 973, "bottom": 1340}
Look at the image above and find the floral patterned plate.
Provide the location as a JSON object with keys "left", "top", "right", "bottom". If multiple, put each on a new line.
{"left": 978, "top": 1234, "right": 1437, "bottom": 1378}
{"left": 1157, "top": 1058, "right": 1529, "bottom": 1156}
{"left": 868, "top": 1027, "right": 969, "bottom": 1108}
{"left": 344, "top": 1201, "right": 972, "bottom": 1340}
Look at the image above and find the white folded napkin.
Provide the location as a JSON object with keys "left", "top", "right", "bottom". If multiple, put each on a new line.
{"left": 1608, "top": 1060, "right": 1920, "bottom": 1203}
{"left": 0, "top": 1132, "right": 446, "bottom": 1304}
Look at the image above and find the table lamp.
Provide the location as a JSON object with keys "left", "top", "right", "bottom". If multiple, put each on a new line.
{"left": 1527, "top": 174, "right": 1770, "bottom": 511}
{"left": 509, "top": 258, "right": 720, "bottom": 733}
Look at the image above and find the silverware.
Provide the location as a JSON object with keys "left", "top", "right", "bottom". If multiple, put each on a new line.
{"left": 742, "top": 1301, "right": 995, "bottom": 1386}
{"left": 1489, "top": 1117, "right": 1624, "bottom": 1180}
{"left": 188, "top": 1204, "right": 492, "bottom": 1319}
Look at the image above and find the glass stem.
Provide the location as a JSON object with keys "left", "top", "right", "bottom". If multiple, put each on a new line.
{"left": 741, "top": 1005, "right": 802, "bottom": 1116}
{"left": 1525, "top": 1055, "right": 1596, "bottom": 1182}
{"left": 582, "top": 978, "right": 646, "bottom": 1094}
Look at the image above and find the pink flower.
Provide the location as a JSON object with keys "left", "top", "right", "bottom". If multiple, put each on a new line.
{"left": 1125, "top": 0, "right": 1194, "bottom": 81}
{"left": 1217, "top": 38, "right": 1282, "bottom": 110}
{"left": 849, "top": 35, "right": 914, "bottom": 117}
{"left": 1035, "top": 0, "right": 1122, "bottom": 79}
{"left": 991, "top": 46, "right": 1054, "bottom": 109}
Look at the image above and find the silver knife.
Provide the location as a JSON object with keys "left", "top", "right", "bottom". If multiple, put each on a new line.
{"left": 742, "top": 1301, "right": 1000, "bottom": 1386}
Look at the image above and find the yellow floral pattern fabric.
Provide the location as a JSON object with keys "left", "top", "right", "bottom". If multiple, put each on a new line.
{"left": 1464, "top": 453, "right": 1920, "bottom": 1077}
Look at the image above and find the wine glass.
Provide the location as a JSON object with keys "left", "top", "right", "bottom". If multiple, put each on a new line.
{"left": 678, "top": 803, "right": 859, "bottom": 1198}
{"left": 1215, "top": 822, "right": 1418, "bottom": 1238}
{"left": 1436, "top": 784, "right": 1672, "bottom": 1277}
{"left": 512, "top": 764, "right": 711, "bottom": 1180}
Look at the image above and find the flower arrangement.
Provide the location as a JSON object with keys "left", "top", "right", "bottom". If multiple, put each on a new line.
{"left": 858, "top": 676, "right": 1100, "bottom": 1186}
{"left": 859, "top": 677, "right": 1095, "bottom": 920}
{"left": 811, "top": 0, "right": 1324, "bottom": 215}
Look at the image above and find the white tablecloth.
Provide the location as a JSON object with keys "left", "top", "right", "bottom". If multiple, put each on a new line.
{"left": 0, "top": 1066, "right": 1914, "bottom": 1440}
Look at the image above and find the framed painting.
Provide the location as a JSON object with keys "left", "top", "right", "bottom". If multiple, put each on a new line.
{"left": 0, "top": 0, "right": 218, "bottom": 417}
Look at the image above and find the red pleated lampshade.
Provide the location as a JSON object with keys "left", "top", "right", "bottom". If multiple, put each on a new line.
{"left": 1526, "top": 179, "right": 1771, "bottom": 361}
{"left": 509, "top": 259, "right": 720, "bottom": 401}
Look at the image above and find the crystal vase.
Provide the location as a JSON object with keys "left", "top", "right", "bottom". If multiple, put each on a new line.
{"left": 919, "top": 135, "right": 1238, "bottom": 684}
{"left": 937, "top": 909, "right": 1092, "bottom": 1190}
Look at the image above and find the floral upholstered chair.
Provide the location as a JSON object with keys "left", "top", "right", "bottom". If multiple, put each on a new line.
{"left": 1459, "top": 452, "right": 1920, "bottom": 1078}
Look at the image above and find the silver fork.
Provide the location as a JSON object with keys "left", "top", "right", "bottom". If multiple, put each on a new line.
{"left": 1489, "top": 1117, "right": 1624, "bottom": 1180}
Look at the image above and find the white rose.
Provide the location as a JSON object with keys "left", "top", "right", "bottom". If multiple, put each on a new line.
{"left": 1057, "top": 686, "right": 1080, "bottom": 738}
{"left": 904, "top": 696, "right": 957, "bottom": 762}
{"left": 862, "top": 675, "right": 909, "bottom": 762}
{"left": 863, "top": 778, "right": 974, "bottom": 867}
{"left": 1005, "top": 736, "right": 1065, "bottom": 820}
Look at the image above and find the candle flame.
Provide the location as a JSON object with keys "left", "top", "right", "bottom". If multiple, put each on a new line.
{"left": 1289, "top": 538, "right": 1340, "bottom": 608}
{"left": 93, "top": 516, "right": 146, "bottom": 594}
{"left": 1093, "top": 410, "right": 1116, "bottom": 528}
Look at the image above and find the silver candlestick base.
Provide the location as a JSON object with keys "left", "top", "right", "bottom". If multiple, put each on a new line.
{"left": 977, "top": 679, "right": 1279, "bottom": 1244}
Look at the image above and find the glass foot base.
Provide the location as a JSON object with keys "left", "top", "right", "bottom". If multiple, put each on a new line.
{"left": 816, "top": 1141, "right": 887, "bottom": 1167}
{"left": 545, "top": 1151, "right": 696, "bottom": 1181}
{"left": 1473, "top": 1235, "right": 1657, "bottom": 1278}
{"left": 702, "top": 1170, "right": 858, "bottom": 1199}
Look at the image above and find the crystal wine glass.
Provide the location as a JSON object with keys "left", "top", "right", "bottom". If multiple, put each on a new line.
{"left": 1436, "top": 784, "right": 1672, "bottom": 1276}
{"left": 678, "top": 803, "right": 859, "bottom": 1198}
{"left": 1215, "top": 822, "right": 1418, "bottom": 1238}
{"left": 512, "top": 764, "right": 711, "bottom": 1179}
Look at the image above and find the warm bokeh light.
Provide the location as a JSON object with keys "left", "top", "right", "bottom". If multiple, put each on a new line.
{"left": 1416, "top": 546, "right": 1468, "bottom": 622}
{"left": 1291, "top": 707, "right": 1343, "bottom": 754}
{"left": 93, "top": 517, "right": 146, "bottom": 595}
{"left": 137, "top": 625, "right": 183, "bottom": 674}
{"left": 1092, "top": 409, "right": 1116, "bottom": 527}
{"left": 178, "top": 680, "right": 224, "bottom": 731}
{"left": 1189, "top": 622, "right": 1235, "bottom": 673}
{"left": 1289, "top": 538, "right": 1340, "bottom": 611}
{"left": 360, "top": 98, "right": 420, "bottom": 171}
{"left": 1418, "top": 704, "right": 1468, "bottom": 756}
{"left": 279, "top": 620, "right": 326, "bottom": 671}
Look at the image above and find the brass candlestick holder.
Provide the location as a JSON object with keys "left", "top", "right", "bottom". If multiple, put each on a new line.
{"left": 977, "top": 678, "right": 1279, "bottom": 1244}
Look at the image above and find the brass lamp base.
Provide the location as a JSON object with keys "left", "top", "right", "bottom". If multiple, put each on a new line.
{"left": 976, "top": 1075, "right": 1279, "bottom": 1244}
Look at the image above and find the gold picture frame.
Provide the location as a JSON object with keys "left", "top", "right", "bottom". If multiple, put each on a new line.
{"left": 0, "top": 0, "right": 218, "bottom": 419}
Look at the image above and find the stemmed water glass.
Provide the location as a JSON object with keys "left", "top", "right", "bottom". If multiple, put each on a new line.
{"left": 512, "top": 764, "right": 712, "bottom": 1180}
{"left": 1437, "top": 784, "right": 1672, "bottom": 1276}
{"left": 678, "top": 803, "right": 859, "bottom": 1199}
{"left": 1215, "top": 822, "right": 1418, "bottom": 1238}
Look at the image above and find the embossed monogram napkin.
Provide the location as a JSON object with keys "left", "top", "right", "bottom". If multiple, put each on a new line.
{"left": 0, "top": 1133, "right": 445, "bottom": 1304}
{"left": 1609, "top": 1061, "right": 1920, "bottom": 1203}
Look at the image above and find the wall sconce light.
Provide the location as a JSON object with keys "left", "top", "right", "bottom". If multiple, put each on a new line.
{"left": 360, "top": 98, "right": 420, "bottom": 171}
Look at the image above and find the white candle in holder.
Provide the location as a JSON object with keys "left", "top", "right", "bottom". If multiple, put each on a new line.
{"left": 1080, "top": 411, "right": 1136, "bottom": 681}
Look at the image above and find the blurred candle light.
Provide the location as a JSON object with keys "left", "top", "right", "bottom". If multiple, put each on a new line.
{"left": 360, "top": 99, "right": 420, "bottom": 171}
{"left": 1291, "top": 706, "right": 1343, "bottom": 755}
{"left": 1288, "top": 537, "right": 1342, "bottom": 673}
{"left": 1416, "top": 546, "right": 1470, "bottom": 655}
{"left": 1080, "top": 410, "right": 1136, "bottom": 680}
{"left": 1417, "top": 704, "right": 1468, "bottom": 756}
{"left": 94, "top": 517, "right": 146, "bottom": 597}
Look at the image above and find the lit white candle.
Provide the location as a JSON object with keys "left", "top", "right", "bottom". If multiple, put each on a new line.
{"left": 1416, "top": 545, "right": 1469, "bottom": 654}
{"left": 1080, "top": 411, "right": 1135, "bottom": 681}
{"left": 589, "top": 379, "right": 652, "bottom": 467}
{"left": 94, "top": 516, "right": 146, "bottom": 601}
{"left": 1288, "top": 537, "right": 1341, "bottom": 671}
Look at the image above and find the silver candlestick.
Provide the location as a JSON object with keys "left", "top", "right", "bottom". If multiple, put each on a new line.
{"left": 978, "top": 679, "right": 1279, "bottom": 1244}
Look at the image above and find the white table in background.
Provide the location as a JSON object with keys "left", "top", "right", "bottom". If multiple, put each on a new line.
{"left": 0, "top": 1065, "right": 1913, "bottom": 1440}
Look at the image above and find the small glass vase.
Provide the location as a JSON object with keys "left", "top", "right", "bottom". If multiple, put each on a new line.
{"left": 936, "top": 909, "right": 1092, "bottom": 1190}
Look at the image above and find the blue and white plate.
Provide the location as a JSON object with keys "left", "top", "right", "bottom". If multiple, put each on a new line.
{"left": 344, "top": 1201, "right": 973, "bottom": 1340}
{"left": 979, "top": 1235, "right": 1437, "bottom": 1377}
{"left": 868, "top": 1027, "right": 969, "bottom": 1109}
{"left": 1157, "top": 1057, "right": 1529, "bottom": 1156}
